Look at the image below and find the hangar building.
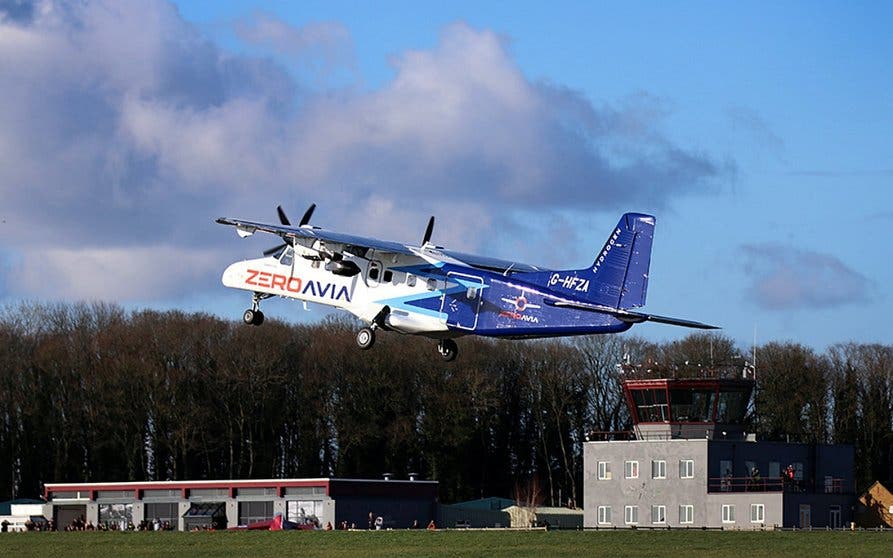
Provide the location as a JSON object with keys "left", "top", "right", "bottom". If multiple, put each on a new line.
{"left": 42, "top": 477, "right": 437, "bottom": 531}
{"left": 584, "top": 377, "right": 855, "bottom": 530}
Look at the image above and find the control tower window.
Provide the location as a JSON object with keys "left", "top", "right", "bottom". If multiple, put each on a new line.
{"left": 631, "top": 388, "right": 669, "bottom": 422}
{"left": 670, "top": 389, "right": 716, "bottom": 422}
{"left": 716, "top": 390, "right": 748, "bottom": 423}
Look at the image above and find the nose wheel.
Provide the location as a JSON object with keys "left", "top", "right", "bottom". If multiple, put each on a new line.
{"left": 243, "top": 308, "right": 264, "bottom": 326}
{"left": 437, "top": 339, "right": 458, "bottom": 362}
{"left": 243, "top": 293, "right": 269, "bottom": 326}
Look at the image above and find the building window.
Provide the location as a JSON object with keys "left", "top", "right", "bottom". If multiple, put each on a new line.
{"left": 652, "top": 460, "right": 666, "bottom": 479}
{"left": 651, "top": 505, "right": 666, "bottom": 524}
{"left": 598, "top": 461, "right": 612, "bottom": 480}
{"left": 750, "top": 504, "right": 765, "bottom": 523}
{"left": 679, "top": 459, "right": 694, "bottom": 479}
{"left": 144, "top": 502, "right": 178, "bottom": 529}
{"left": 597, "top": 506, "right": 612, "bottom": 525}
{"left": 288, "top": 500, "right": 321, "bottom": 523}
{"left": 236, "top": 487, "right": 278, "bottom": 497}
{"left": 679, "top": 505, "right": 694, "bottom": 524}
{"left": 189, "top": 488, "right": 229, "bottom": 498}
{"left": 722, "top": 504, "right": 736, "bottom": 523}
{"left": 624, "top": 505, "right": 639, "bottom": 525}
{"left": 625, "top": 460, "right": 639, "bottom": 479}
{"left": 97, "top": 490, "right": 132, "bottom": 499}
{"left": 239, "top": 501, "right": 274, "bottom": 526}
{"left": 99, "top": 503, "right": 133, "bottom": 527}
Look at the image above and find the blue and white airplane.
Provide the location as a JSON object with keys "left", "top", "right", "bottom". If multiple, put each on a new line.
{"left": 217, "top": 205, "right": 717, "bottom": 361}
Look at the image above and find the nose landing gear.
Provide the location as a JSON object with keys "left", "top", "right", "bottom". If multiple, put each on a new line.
{"left": 243, "top": 293, "right": 271, "bottom": 326}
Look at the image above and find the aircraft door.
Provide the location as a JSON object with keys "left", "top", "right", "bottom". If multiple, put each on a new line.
{"left": 441, "top": 272, "right": 484, "bottom": 330}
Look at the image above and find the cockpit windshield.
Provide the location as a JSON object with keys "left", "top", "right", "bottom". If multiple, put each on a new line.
{"left": 279, "top": 247, "right": 294, "bottom": 266}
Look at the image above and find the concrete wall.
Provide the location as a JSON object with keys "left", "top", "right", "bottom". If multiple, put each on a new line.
{"left": 584, "top": 438, "right": 855, "bottom": 529}
{"left": 584, "top": 439, "right": 710, "bottom": 528}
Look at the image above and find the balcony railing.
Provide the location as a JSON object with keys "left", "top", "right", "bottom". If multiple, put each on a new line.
{"left": 707, "top": 476, "right": 848, "bottom": 494}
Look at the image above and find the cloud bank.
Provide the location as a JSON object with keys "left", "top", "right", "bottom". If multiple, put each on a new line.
{"left": 0, "top": 0, "right": 728, "bottom": 302}
{"left": 741, "top": 244, "right": 873, "bottom": 310}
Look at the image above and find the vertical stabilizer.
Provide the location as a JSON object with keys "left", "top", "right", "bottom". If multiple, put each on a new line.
{"left": 524, "top": 213, "right": 655, "bottom": 309}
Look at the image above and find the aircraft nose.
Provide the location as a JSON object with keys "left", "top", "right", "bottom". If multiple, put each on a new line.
{"left": 221, "top": 262, "right": 243, "bottom": 287}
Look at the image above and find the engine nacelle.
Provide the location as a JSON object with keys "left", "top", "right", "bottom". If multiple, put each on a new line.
{"left": 325, "top": 259, "right": 361, "bottom": 277}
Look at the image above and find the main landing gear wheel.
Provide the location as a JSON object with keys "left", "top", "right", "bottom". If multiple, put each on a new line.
{"left": 243, "top": 308, "right": 264, "bottom": 326}
{"left": 356, "top": 327, "right": 375, "bottom": 350}
{"left": 437, "top": 339, "right": 458, "bottom": 362}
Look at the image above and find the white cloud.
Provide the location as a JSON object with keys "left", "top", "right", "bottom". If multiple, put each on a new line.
{"left": 0, "top": 1, "right": 728, "bottom": 304}
{"left": 741, "top": 243, "right": 873, "bottom": 310}
{"left": 12, "top": 246, "right": 221, "bottom": 301}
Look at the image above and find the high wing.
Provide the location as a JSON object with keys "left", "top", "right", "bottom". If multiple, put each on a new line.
{"left": 216, "top": 216, "right": 545, "bottom": 274}
{"left": 216, "top": 217, "right": 415, "bottom": 257}
{"left": 546, "top": 299, "right": 719, "bottom": 330}
{"left": 437, "top": 249, "right": 546, "bottom": 274}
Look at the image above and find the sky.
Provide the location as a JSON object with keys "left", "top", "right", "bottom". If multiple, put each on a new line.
{"left": 1, "top": 0, "right": 891, "bottom": 352}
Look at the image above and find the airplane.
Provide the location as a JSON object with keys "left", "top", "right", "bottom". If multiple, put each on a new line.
{"left": 217, "top": 205, "right": 718, "bottom": 361}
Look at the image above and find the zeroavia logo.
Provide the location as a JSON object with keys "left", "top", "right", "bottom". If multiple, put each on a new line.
{"left": 245, "top": 269, "right": 351, "bottom": 302}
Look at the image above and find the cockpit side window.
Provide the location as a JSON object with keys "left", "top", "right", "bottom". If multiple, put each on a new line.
{"left": 279, "top": 247, "right": 294, "bottom": 267}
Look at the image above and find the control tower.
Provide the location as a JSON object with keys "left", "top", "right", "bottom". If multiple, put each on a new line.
{"left": 623, "top": 377, "right": 753, "bottom": 441}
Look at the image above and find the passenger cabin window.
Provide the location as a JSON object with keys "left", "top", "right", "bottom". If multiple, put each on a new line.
{"left": 427, "top": 278, "right": 437, "bottom": 291}
{"left": 383, "top": 270, "right": 393, "bottom": 283}
{"left": 407, "top": 274, "right": 417, "bottom": 287}
{"left": 369, "top": 267, "right": 379, "bottom": 281}
{"left": 466, "top": 287, "right": 478, "bottom": 300}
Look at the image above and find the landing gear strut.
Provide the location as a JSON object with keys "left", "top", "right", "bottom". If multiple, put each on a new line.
{"left": 355, "top": 306, "right": 390, "bottom": 350}
{"left": 243, "top": 293, "right": 268, "bottom": 326}
{"left": 437, "top": 339, "right": 458, "bottom": 362}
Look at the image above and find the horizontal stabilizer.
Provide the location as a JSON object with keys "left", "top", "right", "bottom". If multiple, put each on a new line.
{"left": 547, "top": 300, "right": 719, "bottom": 330}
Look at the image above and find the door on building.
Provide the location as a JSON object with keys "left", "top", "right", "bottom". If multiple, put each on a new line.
{"left": 829, "top": 506, "right": 841, "bottom": 529}
{"left": 53, "top": 505, "right": 87, "bottom": 531}
{"left": 798, "top": 504, "right": 811, "bottom": 528}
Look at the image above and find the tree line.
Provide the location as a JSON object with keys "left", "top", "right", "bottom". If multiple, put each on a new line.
{"left": 0, "top": 302, "right": 890, "bottom": 504}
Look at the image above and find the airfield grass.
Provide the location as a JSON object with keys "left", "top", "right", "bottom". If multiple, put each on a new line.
{"left": 1, "top": 529, "right": 891, "bottom": 558}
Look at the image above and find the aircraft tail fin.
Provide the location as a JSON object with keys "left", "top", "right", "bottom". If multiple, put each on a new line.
{"left": 527, "top": 213, "right": 655, "bottom": 309}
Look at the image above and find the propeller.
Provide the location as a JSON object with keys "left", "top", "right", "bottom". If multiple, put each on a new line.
{"left": 422, "top": 216, "right": 435, "bottom": 246}
{"left": 299, "top": 203, "right": 316, "bottom": 227}
{"left": 264, "top": 203, "right": 315, "bottom": 257}
{"left": 277, "top": 205, "right": 291, "bottom": 226}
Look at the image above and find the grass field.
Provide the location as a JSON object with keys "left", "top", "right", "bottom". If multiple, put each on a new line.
{"left": 1, "top": 529, "right": 891, "bottom": 558}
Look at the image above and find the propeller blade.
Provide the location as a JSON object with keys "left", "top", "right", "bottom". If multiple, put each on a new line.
{"left": 263, "top": 243, "right": 287, "bottom": 257}
{"left": 299, "top": 203, "right": 316, "bottom": 227}
{"left": 277, "top": 205, "right": 291, "bottom": 226}
{"left": 422, "top": 216, "right": 435, "bottom": 245}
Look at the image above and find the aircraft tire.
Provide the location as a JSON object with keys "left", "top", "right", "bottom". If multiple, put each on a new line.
{"left": 438, "top": 339, "right": 458, "bottom": 362}
{"left": 356, "top": 327, "right": 375, "bottom": 350}
{"left": 243, "top": 309, "right": 256, "bottom": 325}
{"left": 253, "top": 311, "right": 265, "bottom": 326}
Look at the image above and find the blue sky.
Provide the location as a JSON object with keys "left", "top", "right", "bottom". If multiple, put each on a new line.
{"left": 1, "top": 0, "right": 891, "bottom": 351}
